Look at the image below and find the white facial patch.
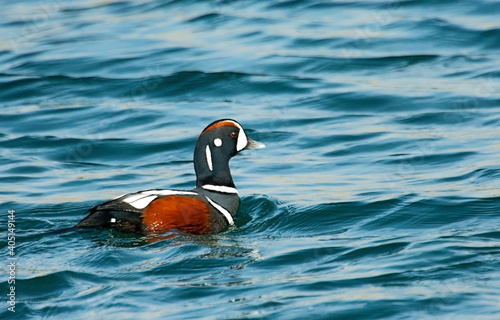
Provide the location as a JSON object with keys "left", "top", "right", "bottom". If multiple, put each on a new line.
{"left": 222, "top": 120, "right": 247, "bottom": 152}
{"left": 214, "top": 138, "right": 222, "bottom": 147}
{"left": 205, "top": 145, "right": 213, "bottom": 171}
{"left": 236, "top": 127, "right": 247, "bottom": 152}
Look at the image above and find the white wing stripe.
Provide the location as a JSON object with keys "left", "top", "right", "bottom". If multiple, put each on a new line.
{"left": 121, "top": 190, "right": 198, "bottom": 209}
{"left": 125, "top": 195, "right": 158, "bottom": 209}
{"left": 122, "top": 193, "right": 148, "bottom": 204}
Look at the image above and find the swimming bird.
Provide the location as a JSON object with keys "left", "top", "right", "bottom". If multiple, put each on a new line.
{"left": 76, "top": 119, "right": 264, "bottom": 234}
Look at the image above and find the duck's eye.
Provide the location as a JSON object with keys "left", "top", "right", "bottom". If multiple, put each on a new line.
{"left": 230, "top": 131, "right": 238, "bottom": 138}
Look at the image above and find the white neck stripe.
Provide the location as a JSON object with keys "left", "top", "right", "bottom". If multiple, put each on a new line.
{"left": 206, "top": 197, "right": 234, "bottom": 226}
{"left": 205, "top": 145, "right": 213, "bottom": 171}
{"left": 141, "top": 190, "right": 197, "bottom": 196}
{"left": 202, "top": 185, "right": 239, "bottom": 194}
{"left": 224, "top": 120, "right": 247, "bottom": 152}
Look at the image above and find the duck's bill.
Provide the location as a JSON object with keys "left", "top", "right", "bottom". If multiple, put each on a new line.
{"left": 245, "top": 138, "right": 265, "bottom": 150}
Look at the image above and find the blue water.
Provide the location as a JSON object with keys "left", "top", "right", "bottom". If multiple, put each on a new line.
{"left": 1, "top": 0, "right": 500, "bottom": 319}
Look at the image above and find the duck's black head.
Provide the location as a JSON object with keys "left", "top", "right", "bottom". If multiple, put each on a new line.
{"left": 193, "top": 119, "right": 265, "bottom": 188}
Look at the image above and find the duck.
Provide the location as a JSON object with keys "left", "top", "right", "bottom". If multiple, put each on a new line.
{"left": 75, "top": 119, "right": 264, "bottom": 235}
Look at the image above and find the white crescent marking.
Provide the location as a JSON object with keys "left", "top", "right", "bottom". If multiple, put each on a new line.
{"left": 206, "top": 197, "right": 234, "bottom": 225}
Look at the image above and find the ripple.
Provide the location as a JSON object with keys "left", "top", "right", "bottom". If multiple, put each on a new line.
{"left": 2, "top": 0, "right": 500, "bottom": 318}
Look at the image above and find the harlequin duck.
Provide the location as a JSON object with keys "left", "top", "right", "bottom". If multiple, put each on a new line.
{"left": 76, "top": 119, "right": 265, "bottom": 235}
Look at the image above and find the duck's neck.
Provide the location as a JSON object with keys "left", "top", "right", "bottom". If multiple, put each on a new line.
{"left": 194, "top": 143, "right": 235, "bottom": 188}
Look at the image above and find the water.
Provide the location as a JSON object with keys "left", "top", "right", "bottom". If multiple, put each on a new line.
{"left": 1, "top": 0, "right": 500, "bottom": 319}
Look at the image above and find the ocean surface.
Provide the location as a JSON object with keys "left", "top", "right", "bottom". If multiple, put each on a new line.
{"left": 1, "top": 0, "right": 500, "bottom": 319}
